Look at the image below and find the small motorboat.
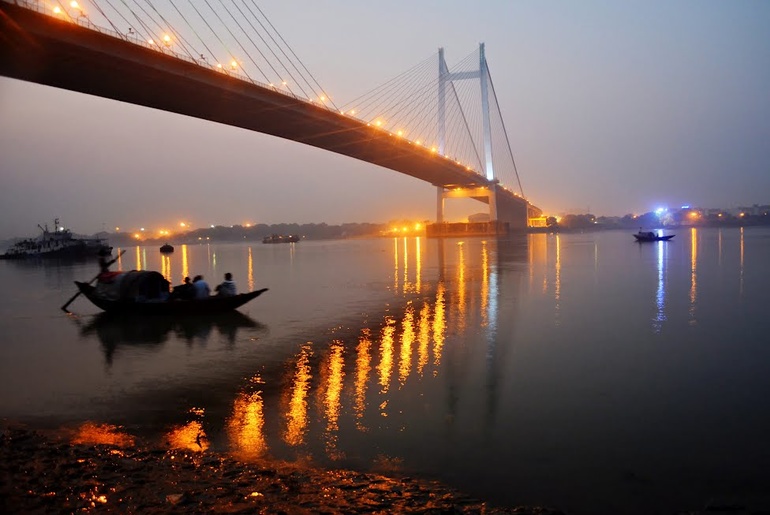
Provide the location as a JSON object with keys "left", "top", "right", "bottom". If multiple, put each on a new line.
{"left": 159, "top": 243, "right": 174, "bottom": 253}
{"left": 634, "top": 230, "right": 675, "bottom": 242}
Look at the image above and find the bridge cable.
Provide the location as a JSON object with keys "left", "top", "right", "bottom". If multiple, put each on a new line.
{"left": 84, "top": 0, "right": 123, "bottom": 35}
{"left": 166, "top": 0, "right": 219, "bottom": 64}
{"left": 217, "top": 0, "right": 281, "bottom": 87}
{"left": 123, "top": 0, "right": 179, "bottom": 55}
{"left": 142, "top": 0, "right": 198, "bottom": 60}
{"left": 221, "top": 0, "right": 310, "bottom": 99}
{"left": 188, "top": 0, "right": 260, "bottom": 82}
{"left": 199, "top": 0, "right": 260, "bottom": 82}
{"left": 246, "top": 0, "right": 337, "bottom": 110}
{"left": 486, "top": 63, "right": 524, "bottom": 196}
{"left": 340, "top": 53, "right": 435, "bottom": 113}
{"left": 353, "top": 55, "right": 436, "bottom": 129}
{"left": 236, "top": 0, "right": 317, "bottom": 102}
{"left": 113, "top": 0, "right": 164, "bottom": 49}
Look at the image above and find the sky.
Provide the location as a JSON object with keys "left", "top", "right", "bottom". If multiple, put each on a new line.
{"left": 1, "top": 0, "right": 769, "bottom": 239}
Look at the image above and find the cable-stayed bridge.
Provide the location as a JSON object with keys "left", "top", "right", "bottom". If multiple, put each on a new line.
{"left": 0, "top": 0, "right": 542, "bottom": 230}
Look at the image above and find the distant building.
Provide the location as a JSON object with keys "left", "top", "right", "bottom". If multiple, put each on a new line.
{"left": 468, "top": 213, "right": 490, "bottom": 223}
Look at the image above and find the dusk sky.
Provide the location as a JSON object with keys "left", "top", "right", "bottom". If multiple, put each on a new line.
{"left": 1, "top": 0, "right": 769, "bottom": 239}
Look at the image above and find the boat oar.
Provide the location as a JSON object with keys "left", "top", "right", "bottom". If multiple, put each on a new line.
{"left": 61, "top": 249, "right": 126, "bottom": 312}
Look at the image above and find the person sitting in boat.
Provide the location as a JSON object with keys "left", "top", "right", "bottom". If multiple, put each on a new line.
{"left": 192, "top": 275, "right": 210, "bottom": 299}
{"left": 215, "top": 272, "right": 237, "bottom": 297}
{"left": 170, "top": 276, "right": 195, "bottom": 300}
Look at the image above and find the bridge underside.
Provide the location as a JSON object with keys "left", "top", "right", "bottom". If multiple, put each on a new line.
{"left": 0, "top": 2, "right": 538, "bottom": 228}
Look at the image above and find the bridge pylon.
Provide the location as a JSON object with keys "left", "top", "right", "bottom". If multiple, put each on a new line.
{"left": 436, "top": 43, "right": 504, "bottom": 227}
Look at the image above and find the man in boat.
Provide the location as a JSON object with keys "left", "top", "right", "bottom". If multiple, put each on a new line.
{"left": 215, "top": 273, "right": 237, "bottom": 297}
{"left": 170, "top": 276, "right": 195, "bottom": 300}
{"left": 192, "top": 275, "right": 210, "bottom": 299}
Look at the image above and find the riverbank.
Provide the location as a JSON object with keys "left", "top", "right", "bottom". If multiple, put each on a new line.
{"left": 1, "top": 426, "right": 564, "bottom": 514}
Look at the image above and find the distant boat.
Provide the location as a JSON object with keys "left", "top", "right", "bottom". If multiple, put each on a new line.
{"left": 160, "top": 243, "right": 174, "bottom": 253}
{"left": 262, "top": 234, "right": 300, "bottom": 244}
{"left": 634, "top": 230, "right": 675, "bottom": 242}
{"left": 0, "top": 219, "right": 111, "bottom": 260}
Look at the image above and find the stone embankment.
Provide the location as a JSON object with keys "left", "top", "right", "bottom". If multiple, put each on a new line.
{"left": 1, "top": 427, "right": 564, "bottom": 514}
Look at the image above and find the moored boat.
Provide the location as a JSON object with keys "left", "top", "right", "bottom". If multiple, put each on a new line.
{"left": 634, "top": 230, "right": 675, "bottom": 242}
{"left": 262, "top": 234, "right": 300, "bottom": 244}
{"left": 74, "top": 270, "right": 267, "bottom": 315}
{"left": 0, "top": 219, "right": 112, "bottom": 260}
{"left": 159, "top": 243, "right": 174, "bottom": 253}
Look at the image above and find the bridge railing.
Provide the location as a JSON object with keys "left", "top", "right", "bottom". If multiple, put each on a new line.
{"left": 4, "top": 0, "right": 337, "bottom": 111}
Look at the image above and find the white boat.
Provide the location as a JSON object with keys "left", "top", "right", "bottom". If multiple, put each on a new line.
{"left": 0, "top": 219, "right": 112, "bottom": 260}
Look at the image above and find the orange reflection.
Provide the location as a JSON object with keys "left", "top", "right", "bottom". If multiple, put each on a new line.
{"left": 228, "top": 387, "right": 267, "bottom": 460}
{"left": 417, "top": 302, "right": 431, "bottom": 376}
{"left": 161, "top": 254, "right": 171, "bottom": 282}
{"left": 455, "top": 242, "right": 467, "bottom": 332}
{"left": 528, "top": 233, "right": 548, "bottom": 293}
{"left": 181, "top": 244, "right": 189, "bottom": 280}
{"left": 167, "top": 420, "right": 209, "bottom": 452}
{"left": 116, "top": 247, "right": 123, "bottom": 270}
{"left": 415, "top": 236, "right": 422, "bottom": 293}
{"left": 354, "top": 329, "right": 372, "bottom": 430}
{"left": 284, "top": 344, "right": 312, "bottom": 446}
{"left": 403, "top": 237, "right": 409, "bottom": 291}
{"left": 398, "top": 302, "right": 415, "bottom": 386}
{"left": 432, "top": 283, "right": 446, "bottom": 368}
{"left": 377, "top": 318, "right": 396, "bottom": 416}
{"left": 135, "top": 245, "right": 142, "bottom": 271}
{"left": 247, "top": 247, "right": 255, "bottom": 292}
{"left": 320, "top": 340, "right": 345, "bottom": 457}
{"left": 393, "top": 237, "right": 399, "bottom": 292}
{"left": 71, "top": 422, "right": 135, "bottom": 447}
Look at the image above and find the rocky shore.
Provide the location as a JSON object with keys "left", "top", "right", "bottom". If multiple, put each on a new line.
{"left": 0, "top": 426, "right": 563, "bottom": 514}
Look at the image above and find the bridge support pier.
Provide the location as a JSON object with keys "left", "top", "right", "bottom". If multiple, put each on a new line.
{"left": 433, "top": 183, "right": 534, "bottom": 234}
{"left": 436, "top": 186, "right": 445, "bottom": 224}
{"left": 435, "top": 184, "right": 498, "bottom": 221}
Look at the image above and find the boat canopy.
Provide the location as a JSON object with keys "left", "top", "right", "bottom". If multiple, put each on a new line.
{"left": 95, "top": 271, "right": 170, "bottom": 302}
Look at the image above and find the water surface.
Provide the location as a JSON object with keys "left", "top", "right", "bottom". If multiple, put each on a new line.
{"left": 1, "top": 228, "right": 769, "bottom": 514}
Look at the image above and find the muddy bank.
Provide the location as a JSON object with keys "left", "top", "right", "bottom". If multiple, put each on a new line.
{"left": 0, "top": 427, "right": 564, "bottom": 514}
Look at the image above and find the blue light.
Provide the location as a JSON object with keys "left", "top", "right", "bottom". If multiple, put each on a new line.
{"left": 655, "top": 207, "right": 666, "bottom": 216}
{"left": 681, "top": 205, "right": 690, "bottom": 209}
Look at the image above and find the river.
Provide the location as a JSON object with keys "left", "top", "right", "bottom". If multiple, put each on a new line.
{"left": 1, "top": 227, "right": 769, "bottom": 514}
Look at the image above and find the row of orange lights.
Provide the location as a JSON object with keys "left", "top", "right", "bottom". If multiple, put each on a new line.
{"left": 49, "top": 2, "right": 519, "bottom": 196}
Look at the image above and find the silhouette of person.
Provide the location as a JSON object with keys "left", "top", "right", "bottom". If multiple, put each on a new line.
{"left": 215, "top": 272, "right": 237, "bottom": 296}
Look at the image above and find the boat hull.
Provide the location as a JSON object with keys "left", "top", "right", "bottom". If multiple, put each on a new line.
{"left": 75, "top": 282, "right": 268, "bottom": 315}
{"left": 633, "top": 234, "right": 675, "bottom": 242}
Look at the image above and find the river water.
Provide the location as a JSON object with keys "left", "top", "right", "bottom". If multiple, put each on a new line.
{"left": 1, "top": 227, "right": 769, "bottom": 514}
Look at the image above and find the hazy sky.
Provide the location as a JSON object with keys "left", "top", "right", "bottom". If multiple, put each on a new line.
{"left": 1, "top": 0, "right": 769, "bottom": 239}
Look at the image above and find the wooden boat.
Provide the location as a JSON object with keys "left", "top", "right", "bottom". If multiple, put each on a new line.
{"left": 634, "top": 231, "right": 675, "bottom": 242}
{"left": 159, "top": 243, "right": 174, "bottom": 253}
{"left": 75, "top": 281, "right": 268, "bottom": 315}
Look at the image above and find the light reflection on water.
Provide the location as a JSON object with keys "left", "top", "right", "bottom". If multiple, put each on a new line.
{"left": 1, "top": 228, "right": 770, "bottom": 515}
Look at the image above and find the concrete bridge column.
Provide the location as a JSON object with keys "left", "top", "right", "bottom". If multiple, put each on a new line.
{"left": 436, "top": 186, "right": 445, "bottom": 223}
{"left": 489, "top": 185, "right": 498, "bottom": 221}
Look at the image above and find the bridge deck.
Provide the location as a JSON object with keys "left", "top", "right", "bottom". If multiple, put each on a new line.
{"left": 1, "top": 2, "right": 536, "bottom": 225}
